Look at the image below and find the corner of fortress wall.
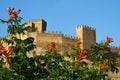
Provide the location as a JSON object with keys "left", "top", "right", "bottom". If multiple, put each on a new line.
{"left": 76, "top": 25, "right": 96, "bottom": 31}
{"left": 76, "top": 24, "right": 96, "bottom": 49}
{"left": 25, "top": 19, "right": 47, "bottom": 33}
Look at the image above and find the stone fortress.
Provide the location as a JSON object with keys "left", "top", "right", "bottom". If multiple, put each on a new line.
{"left": 24, "top": 19, "right": 96, "bottom": 54}
{"left": 20, "top": 19, "right": 119, "bottom": 56}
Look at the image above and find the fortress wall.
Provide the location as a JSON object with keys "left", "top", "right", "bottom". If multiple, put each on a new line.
{"left": 62, "top": 35, "right": 77, "bottom": 54}
{"left": 39, "top": 31, "right": 63, "bottom": 43}
{"left": 36, "top": 32, "right": 63, "bottom": 53}
{"left": 76, "top": 25, "right": 96, "bottom": 49}
{"left": 26, "top": 19, "right": 47, "bottom": 33}
{"left": 35, "top": 31, "right": 77, "bottom": 54}
{"left": 83, "top": 26, "right": 96, "bottom": 49}
{"left": 110, "top": 46, "right": 119, "bottom": 54}
{"left": 20, "top": 32, "right": 38, "bottom": 43}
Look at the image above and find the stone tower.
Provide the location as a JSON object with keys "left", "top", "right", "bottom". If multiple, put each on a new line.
{"left": 76, "top": 25, "right": 96, "bottom": 49}
{"left": 26, "top": 19, "right": 47, "bottom": 33}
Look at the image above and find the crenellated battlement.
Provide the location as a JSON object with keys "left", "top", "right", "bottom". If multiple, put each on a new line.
{"left": 110, "top": 46, "right": 119, "bottom": 49}
{"left": 26, "top": 19, "right": 47, "bottom": 33}
{"left": 27, "top": 19, "right": 45, "bottom": 23}
{"left": 45, "top": 31, "right": 62, "bottom": 34}
{"left": 76, "top": 24, "right": 96, "bottom": 31}
{"left": 110, "top": 46, "right": 119, "bottom": 53}
{"left": 44, "top": 31, "right": 76, "bottom": 40}
{"left": 44, "top": 31, "right": 63, "bottom": 36}
{"left": 76, "top": 24, "right": 96, "bottom": 49}
{"left": 63, "top": 34, "right": 76, "bottom": 39}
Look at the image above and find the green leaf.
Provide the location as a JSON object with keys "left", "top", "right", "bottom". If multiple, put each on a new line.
{"left": 26, "top": 44, "right": 36, "bottom": 52}
{"left": 23, "top": 37, "right": 34, "bottom": 45}
{"left": 0, "top": 19, "right": 8, "bottom": 23}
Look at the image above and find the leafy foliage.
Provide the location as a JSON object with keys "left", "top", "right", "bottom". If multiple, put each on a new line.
{"left": 0, "top": 7, "right": 120, "bottom": 80}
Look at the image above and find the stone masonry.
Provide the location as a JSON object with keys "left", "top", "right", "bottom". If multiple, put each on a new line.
{"left": 24, "top": 19, "right": 97, "bottom": 55}
{"left": 20, "top": 19, "right": 119, "bottom": 55}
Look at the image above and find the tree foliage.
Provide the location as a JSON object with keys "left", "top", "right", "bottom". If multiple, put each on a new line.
{"left": 0, "top": 7, "right": 120, "bottom": 80}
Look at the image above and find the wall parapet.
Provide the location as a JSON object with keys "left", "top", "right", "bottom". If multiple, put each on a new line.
{"left": 27, "top": 19, "right": 45, "bottom": 23}
{"left": 110, "top": 46, "right": 119, "bottom": 49}
{"left": 76, "top": 24, "right": 96, "bottom": 31}
{"left": 109, "top": 46, "right": 119, "bottom": 53}
{"left": 63, "top": 34, "right": 76, "bottom": 40}
{"left": 44, "top": 31, "right": 63, "bottom": 36}
{"left": 44, "top": 31, "right": 76, "bottom": 40}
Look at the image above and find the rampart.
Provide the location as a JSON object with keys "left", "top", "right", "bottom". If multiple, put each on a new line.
{"left": 4, "top": 19, "right": 119, "bottom": 55}
{"left": 76, "top": 25, "right": 96, "bottom": 49}
{"left": 35, "top": 31, "right": 77, "bottom": 54}
{"left": 110, "top": 46, "right": 120, "bottom": 54}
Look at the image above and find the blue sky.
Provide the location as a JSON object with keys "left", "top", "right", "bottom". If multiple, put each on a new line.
{"left": 0, "top": 0, "right": 120, "bottom": 46}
